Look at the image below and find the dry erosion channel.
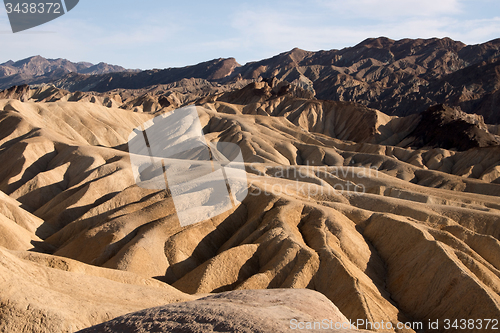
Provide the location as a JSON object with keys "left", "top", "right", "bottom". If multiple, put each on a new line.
{"left": 0, "top": 37, "right": 500, "bottom": 333}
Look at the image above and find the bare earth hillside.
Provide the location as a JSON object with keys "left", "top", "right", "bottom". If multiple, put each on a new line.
{"left": 0, "top": 78, "right": 499, "bottom": 333}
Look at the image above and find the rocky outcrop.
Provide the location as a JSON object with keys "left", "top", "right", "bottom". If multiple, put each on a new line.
{"left": 401, "top": 104, "right": 500, "bottom": 150}
{"left": 77, "top": 289, "right": 366, "bottom": 333}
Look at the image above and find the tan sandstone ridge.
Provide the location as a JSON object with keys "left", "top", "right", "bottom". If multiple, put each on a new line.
{"left": 0, "top": 247, "right": 195, "bottom": 332}
{"left": 0, "top": 82, "right": 499, "bottom": 333}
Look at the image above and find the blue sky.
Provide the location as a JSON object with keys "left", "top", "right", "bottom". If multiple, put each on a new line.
{"left": 0, "top": 0, "right": 499, "bottom": 69}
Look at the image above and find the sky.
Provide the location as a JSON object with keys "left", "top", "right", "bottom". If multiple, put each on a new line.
{"left": 0, "top": 0, "right": 499, "bottom": 69}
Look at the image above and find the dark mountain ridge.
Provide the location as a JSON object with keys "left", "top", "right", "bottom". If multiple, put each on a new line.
{"left": 245, "top": 37, "right": 500, "bottom": 122}
{"left": 50, "top": 57, "right": 241, "bottom": 92}
{"left": 2, "top": 37, "right": 500, "bottom": 123}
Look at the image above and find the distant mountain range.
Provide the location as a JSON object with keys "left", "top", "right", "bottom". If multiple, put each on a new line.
{"left": 0, "top": 55, "right": 137, "bottom": 90}
{"left": 2, "top": 37, "right": 500, "bottom": 123}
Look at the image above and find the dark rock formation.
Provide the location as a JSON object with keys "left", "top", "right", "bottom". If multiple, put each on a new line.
{"left": 403, "top": 104, "right": 500, "bottom": 150}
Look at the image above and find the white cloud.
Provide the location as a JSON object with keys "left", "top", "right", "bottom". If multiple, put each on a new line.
{"left": 316, "top": 0, "right": 462, "bottom": 19}
{"left": 452, "top": 17, "right": 500, "bottom": 43}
